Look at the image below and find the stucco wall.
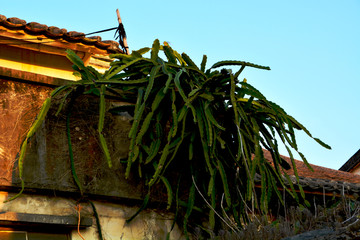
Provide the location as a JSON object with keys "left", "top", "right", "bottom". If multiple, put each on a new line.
{"left": 350, "top": 167, "right": 360, "bottom": 175}
{"left": 0, "top": 79, "right": 185, "bottom": 239}
{"left": 0, "top": 78, "right": 144, "bottom": 199}
{"left": 0, "top": 192, "right": 184, "bottom": 240}
{"left": 0, "top": 79, "right": 52, "bottom": 186}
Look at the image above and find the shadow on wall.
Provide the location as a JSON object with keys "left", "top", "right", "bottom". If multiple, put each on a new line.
{"left": 0, "top": 79, "right": 51, "bottom": 187}
{"left": 4, "top": 85, "right": 144, "bottom": 200}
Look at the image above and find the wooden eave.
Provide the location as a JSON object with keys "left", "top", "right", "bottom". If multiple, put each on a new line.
{"left": 0, "top": 66, "right": 70, "bottom": 87}
{"left": 339, "top": 149, "right": 360, "bottom": 172}
{"left": 0, "top": 26, "right": 109, "bottom": 62}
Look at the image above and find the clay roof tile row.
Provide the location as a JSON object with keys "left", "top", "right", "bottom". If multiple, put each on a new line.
{"left": 0, "top": 14, "right": 122, "bottom": 54}
{"left": 262, "top": 150, "right": 360, "bottom": 197}
{"left": 262, "top": 150, "right": 360, "bottom": 184}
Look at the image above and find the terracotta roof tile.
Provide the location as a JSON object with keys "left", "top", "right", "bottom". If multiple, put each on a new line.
{"left": 0, "top": 14, "right": 122, "bottom": 54}
{"left": 45, "top": 26, "right": 67, "bottom": 38}
{"left": 262, "top": 150, "right": 360, "bottom": 197}
{"left": 82, "top": 35, "right": 102, "bottom": 45}
{"left": 0, "top": 15, "right": 7, "bottom": 22}
{"left": 101, "top": 40, "right": 120, "bottom": 51}
{"left": 5, "top": 17, "right": 26, "bottom": 28}
{"left": 263, "top": 150, "right": 360, "bottom": 184}
{"left": 25, "top": 22, "right": 48, "bottom": 35}
{"left": 63, "top": 31, "right": 85, "bottom": 42}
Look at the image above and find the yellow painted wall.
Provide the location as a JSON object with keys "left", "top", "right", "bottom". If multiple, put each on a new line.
{"left": 0, "top": 44, "right": 78, "bottom": 81}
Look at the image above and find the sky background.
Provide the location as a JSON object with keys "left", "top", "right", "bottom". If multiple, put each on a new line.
{"left": 2, "top": 1, "right": 359, "bottom": 170}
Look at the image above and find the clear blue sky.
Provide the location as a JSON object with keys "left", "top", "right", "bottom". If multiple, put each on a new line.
{"left": 2, "top": 1, "right": 360, "bottom": 170}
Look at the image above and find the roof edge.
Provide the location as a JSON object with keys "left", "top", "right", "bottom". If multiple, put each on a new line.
{"left": 339, "top": 149, "right": 360, "bottom": 172}
{"left": 0, "top": 14, "right": 123, "bottom": 54}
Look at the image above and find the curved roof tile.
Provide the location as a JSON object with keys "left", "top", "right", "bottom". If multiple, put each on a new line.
{"left": 25, "top": 22, "right": 48, "bottom": 34}
{"left": 45, "top": 26, "right": 67, "bottom": 38}
{"left": 262, "top": 150, "right": 360, "bottom": 197}
{"left": 0, "top": 14, "right": 122, "bottom": 54}
{"left": 263, "top": 150, "right": 360, "bottom": 184}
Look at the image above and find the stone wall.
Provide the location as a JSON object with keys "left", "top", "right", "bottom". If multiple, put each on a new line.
{"left": 0, "top": 79, "right": 184, "bottom": 239}
{"left": 0, "top": 78, "right": 144, "bottom": 199}
{"left": 0, "top": 79, "right": 51, "bottom": 186}
{"left": 18, "top": 92, "right": 144, "bottom": 200}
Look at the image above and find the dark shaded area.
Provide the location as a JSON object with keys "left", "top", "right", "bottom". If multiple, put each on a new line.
{"left": 339, "top": 149, "right": 360, "bottom": 172}
{"left": 0, "top": 79, "right": 145, "bottom": 200}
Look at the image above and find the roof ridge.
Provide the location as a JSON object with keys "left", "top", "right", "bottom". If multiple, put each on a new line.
{"left": 263, "top": 149, "right": 360, "bottom": 184}
{"left": 0, "top": 14, "right": 122, "bottom": 54}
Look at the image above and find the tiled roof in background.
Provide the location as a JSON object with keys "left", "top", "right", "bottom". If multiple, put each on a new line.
{"left": 0, "top": 14, "right": 122, "bottom": 54}
{"left": 272, "top": 152, "right": 360, "bottom": 184}
{"left": 262, "top": 150, "right": 360, "bottom": 198}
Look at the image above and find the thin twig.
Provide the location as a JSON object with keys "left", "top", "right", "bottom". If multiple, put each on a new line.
{"left": 191, "top": 176, "right": 239, "bottom": 233}
{"left": 236, "top": 187, "right": 261, "bottom": 224}
{"left": 313, "top": 197, "right": 317, "bottom": 219}
{"left": 76, "top": 204, "right": 86, "bottom": 240}
{"left": 323, "top": 186, "right": 326, "bottom": 208}
{"left": 346, "top": 218, "right": 360, "bottom": 232}
{"left": 283, "top": 188, "right": 287, "bottom": 220}
{"left": 220, "top": 193, "right": 237, "bottom": 226}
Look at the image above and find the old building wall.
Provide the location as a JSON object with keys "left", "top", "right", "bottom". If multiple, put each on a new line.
{"left": 0, "top": 79, "right": 185, "bottom": 239}
{"left": 0, "top": 44, "right": 78, "bottom": 80}
{"left": 0, "top": 192, "right": 184, "bottom": 240}
{"left": 0, "top": 79, "right": 52, "bottom": 186}
{"left": 0, "top": 78, "right": 142, "bottom": 197}
{"left": 0, "top": 16, "right": 183, "bottom": 239}
{"left": 350, "top": 167, "right": 360, "bottom": 175}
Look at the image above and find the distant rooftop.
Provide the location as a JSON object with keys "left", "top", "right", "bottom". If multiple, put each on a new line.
{"left": 262, "top": 150, "right": 360, "bottom": 198}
